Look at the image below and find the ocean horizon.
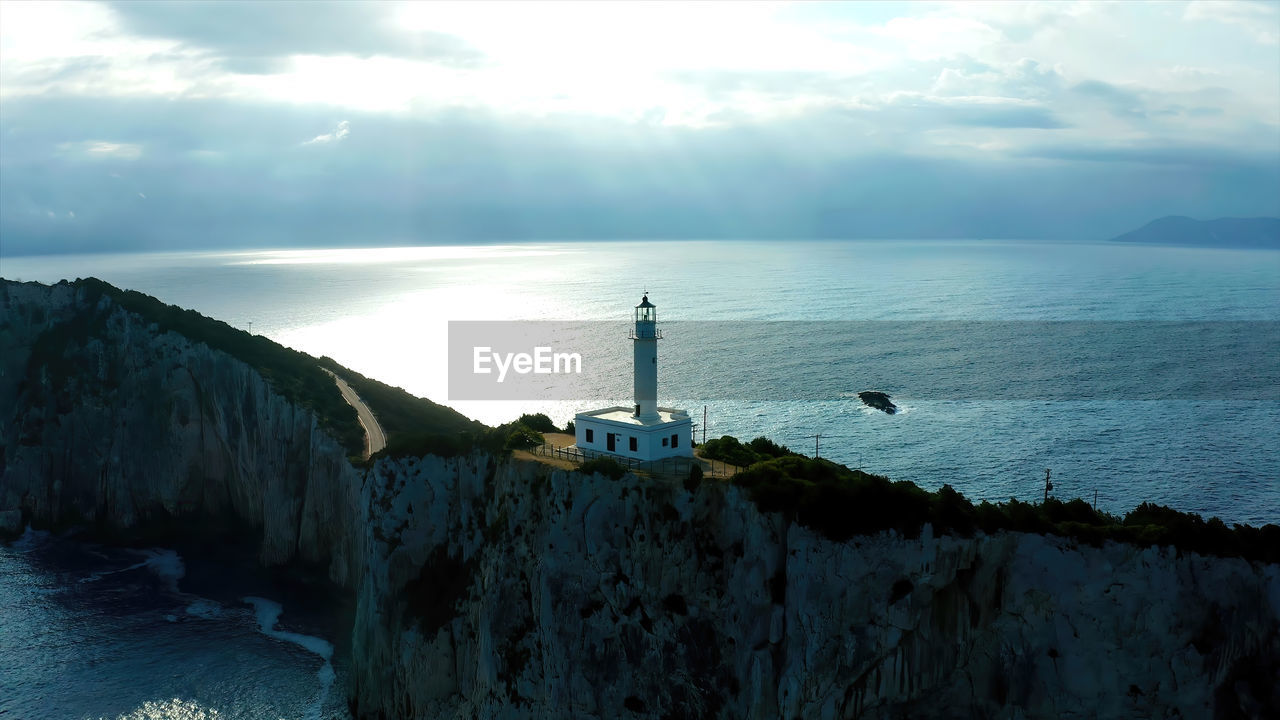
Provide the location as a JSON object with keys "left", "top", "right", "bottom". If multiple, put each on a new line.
{"left": 4, "top": 238, "right": 1277, "bottom": 526}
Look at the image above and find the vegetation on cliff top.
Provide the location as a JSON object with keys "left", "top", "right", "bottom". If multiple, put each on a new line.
{"left": 728, "top": 450, "right": 1279, "bottom": 564}
{"left": 699, "top": 435, "right": 802, "bottom": 466}
{"left": 39, "top": 279, "right": 477, "bottom": 459}
{"left": 314, "top": 357, "right": 479, "bottom": 440}
{"left": 371, "top": 418, "right": 550, "bottom": 464}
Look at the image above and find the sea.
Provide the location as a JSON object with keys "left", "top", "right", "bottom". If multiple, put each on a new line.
{"left": 1, "top": 238, "right": 1277, "bottom": 717}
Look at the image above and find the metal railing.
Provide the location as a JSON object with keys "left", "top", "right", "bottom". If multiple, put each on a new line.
{"left": 531, "top": 443, "right": 737, "bottom": 479}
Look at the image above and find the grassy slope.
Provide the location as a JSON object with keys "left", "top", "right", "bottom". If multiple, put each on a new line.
{"left": 58, "top": 278, "right": 478, "bottom": 459}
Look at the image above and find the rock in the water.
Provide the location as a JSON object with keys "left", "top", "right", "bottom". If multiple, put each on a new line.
{"left": 858, "top": 390, "right": 897, "bottom": 414}
{"left": 0, "top": 510, "right": 23, "bottom": 540}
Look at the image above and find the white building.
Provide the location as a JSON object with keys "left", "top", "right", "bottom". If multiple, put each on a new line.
{"left": 574, "top": 294, "right": 693, "bottom": 462}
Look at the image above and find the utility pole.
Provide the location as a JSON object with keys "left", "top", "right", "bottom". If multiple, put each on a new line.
{"left": 248, "top": 321, "right": 253, "bottom": 335}
{"left": 1043, "top": 468, "right": 1053, "bottom": 503}
{"left": 702, "top": 405, "right": 707, "bottom": 445}
{"left": 809, "top": 433, "right": 822, "bottom": 459}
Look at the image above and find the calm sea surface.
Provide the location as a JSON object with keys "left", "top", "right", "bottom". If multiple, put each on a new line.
{"left": 0, "top": 531, "right": 348, "bottom": 719}
{"left": 1, "top": 239, "right": 1277, "bottom": 717}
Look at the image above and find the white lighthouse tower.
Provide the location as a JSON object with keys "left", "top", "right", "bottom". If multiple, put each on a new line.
{"left": 574, "top": 294, "right": 693, "bottom": 463}
{"left": 632, "top": 294, "right": 660, "bottom": 421}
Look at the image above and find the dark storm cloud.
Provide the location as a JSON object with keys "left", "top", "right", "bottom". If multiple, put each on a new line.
{"left": 1, "top": 96, "right": 1277, "bottom": 256}
{"left": 106, "top": 1, "right": 487, "bottom": 70}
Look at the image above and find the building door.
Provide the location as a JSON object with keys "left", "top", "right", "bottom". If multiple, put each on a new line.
{"left": 606, "top": 433, "right": 616, "bottom": 452}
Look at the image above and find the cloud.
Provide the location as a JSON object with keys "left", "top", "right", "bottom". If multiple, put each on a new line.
{"left": 663, "top": 69, "right": 864, "bottom": 100}
{"left": 1014, "top": 141, "right": 1273, "bottom": 167}
{"left": 1184, "top": 0, "right": 1280, "bottom": 45}
{"left": 1071, "top": 80, "right": 1147, "bottom": 118}
{"left": 303, "top": 120, "right": 351, "bottom": 146}
{"left": 0, "top": 3, "right": 1276, "bottom": 256}
{"left": 881, "top": 93, "right": 1069, "bottom": 129}
{"left": 105, "top": 0, "right": 488, "bottom": 68}
{"left": 3, "top": 95, "right": 1276, "bottom": 256}
{"left": 57, "top": 140, "right": 143, "bottom": 160}
{"left": 931, "top": 57, "right": 1064, "bottom": 100}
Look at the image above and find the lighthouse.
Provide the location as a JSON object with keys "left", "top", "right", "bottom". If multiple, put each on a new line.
{"left": 632, "top": 294, "right": 659, "bottom": 421}
{"left": 573, "top": 294, "right": 693, "bottom": 462}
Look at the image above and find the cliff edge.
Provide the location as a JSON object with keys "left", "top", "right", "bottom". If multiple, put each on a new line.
{"left": 2, "top": 279, "right": 1277, "bottom": 718}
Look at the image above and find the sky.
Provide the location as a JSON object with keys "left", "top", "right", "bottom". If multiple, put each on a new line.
{"left": 1, "top": 0, "right": 1278, "bottom": 255}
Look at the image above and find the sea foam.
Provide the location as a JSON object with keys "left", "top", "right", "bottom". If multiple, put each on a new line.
{"left": 242, "top": 596, "right": 335, "bottom": 720}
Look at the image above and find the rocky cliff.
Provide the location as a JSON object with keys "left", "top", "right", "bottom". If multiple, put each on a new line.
{"left": 350, "top": 454, "right": 1279, "bottom": 719}
{"left": 2, "top": 279, "right": 1277, "bottom": 719}
{"left": 0, "top": 279, "right": 363, "bottom": 582}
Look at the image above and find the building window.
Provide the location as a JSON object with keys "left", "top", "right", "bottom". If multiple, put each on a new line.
{"left": 662, "top": 438, "right": 669, "bottom": 447}
{"left": 629, "top": 436, "right": 638, "bottom": 452}
{"left": 671, "top": 433, "right": 679, "bottom": 448}
{"left": 585, "top": 428, "right": 594, "bottom": 443}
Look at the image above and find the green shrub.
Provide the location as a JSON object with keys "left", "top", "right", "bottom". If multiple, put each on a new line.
{"left": 579, "top": 457, "right": 627, "bottom": 480}
{"left": 930, "top": 484, "right": 976, "bottom": 536}
{"left": 516, "top": 413, "right": 559, "bottom": 434}
{"left": 504, "top": 423, "right": 544, "bottom": 451}
{"left": 731, "top": 455, "right": 1279, "bottom": 563}
{"left": 684, "top": 463, "right": 704, "bottom": 493}
{"left": 701, "top": 434, "right": 801, "bottom": 467}
{"left": 700, "top": 435, "right": 761, "bottom": 467}
{"left": 375, "top": 427, "right": 508, "bottom": 461}
{"left": 747, "top": 436, "right": 801, "bottom": 459}
{"left": 563, "top": 420, "right": 576, "bottom": 434}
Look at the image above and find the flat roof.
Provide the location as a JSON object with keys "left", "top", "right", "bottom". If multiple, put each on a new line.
{"left": 576, "top": 405, "right": 691, "bottom": 428}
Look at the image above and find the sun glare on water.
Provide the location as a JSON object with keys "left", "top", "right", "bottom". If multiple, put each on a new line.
{"left": 221, "top": 245, "right": 567, "bottom": 266}
{"left": 107, "top": 699, "right": 223, "bottom": 720}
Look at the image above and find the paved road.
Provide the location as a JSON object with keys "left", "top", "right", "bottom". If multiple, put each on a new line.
{"left": 324, "top": 369, "right": 387, "bottom": 458}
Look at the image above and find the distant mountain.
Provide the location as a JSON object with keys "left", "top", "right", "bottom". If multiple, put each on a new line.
{"left": 1110, "top": 216, "right": 1280, "bottom": 248}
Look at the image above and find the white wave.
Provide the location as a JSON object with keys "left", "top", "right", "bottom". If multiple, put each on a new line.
{"left": 77, "top": 549, "right": 184, "bottom": 591}
{"left": 857, "top": 402, "right": 912, "bottom": 417}
{"left": 185, "top": 598, "right": 223, "bottom": 619}
{"left": 78, "top": 559, "right": 149, "bottom": 584}
{"left": 140, "top": 549, "right": 186, "bottom": 591}
{"left": 104, "top": 698, "right": 222, "bottom": 719}
{"left": 242, "top": 596, "right": 335, "bottom": 720}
